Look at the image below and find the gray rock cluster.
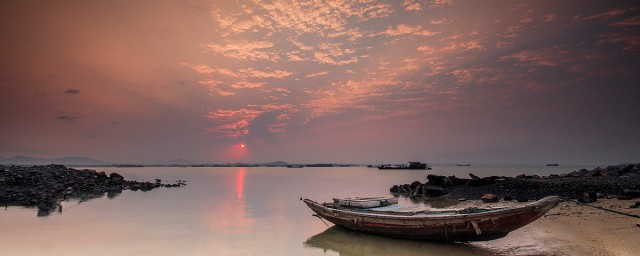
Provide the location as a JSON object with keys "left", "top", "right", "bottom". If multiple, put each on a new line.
{"left": 390, "top": 164, "right": 640, "bottom": 202}
{"left": 0, "top": 164, "right": 186, "bottom": 216}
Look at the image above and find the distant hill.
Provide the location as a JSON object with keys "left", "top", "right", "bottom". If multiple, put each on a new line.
{"left": 152, "top": 158, "right": 194, "bottom": 166}
{"left": 0, "top": 156, "right": 107, "bottom": 166}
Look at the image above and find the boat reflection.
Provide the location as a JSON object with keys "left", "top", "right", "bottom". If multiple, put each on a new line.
{"left": 304, "top": 226, "right": 495, "bottom": 256}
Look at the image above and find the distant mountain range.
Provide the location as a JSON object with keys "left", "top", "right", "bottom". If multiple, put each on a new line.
{"left": 0, "top": 156, "right": 107, "bottom": 166}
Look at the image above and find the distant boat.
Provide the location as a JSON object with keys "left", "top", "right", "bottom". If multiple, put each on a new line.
{"left": 546, "top": 163, "right": 559, "bottom": 166}
{"left": 456, "top": 164, "right": 471, "bottom": 166}
{"left": 378, "top": 162, "right": 431, "bottom": 170}
{"left": 287, "top": 164, "right": 304, "bottom": 168}
{"left": 301, "top": 196, "right": 560, "bottom": 242}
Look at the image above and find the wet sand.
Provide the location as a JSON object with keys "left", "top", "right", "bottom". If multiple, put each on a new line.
{"left": 474, "top": 199, "right": 640, "bottom": 256}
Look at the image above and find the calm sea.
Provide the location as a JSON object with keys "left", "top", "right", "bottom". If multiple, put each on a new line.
{"left": 0, "top": 165, "right": 591, "bottom": 256}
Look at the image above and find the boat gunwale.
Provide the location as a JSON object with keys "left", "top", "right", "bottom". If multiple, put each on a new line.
{"left": 303, "top": 196, "right": 559, "bottom": 221}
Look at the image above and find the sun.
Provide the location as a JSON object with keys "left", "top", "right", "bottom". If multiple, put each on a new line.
{"left": 240, "top": 143, "right": 246, "bottom": 148}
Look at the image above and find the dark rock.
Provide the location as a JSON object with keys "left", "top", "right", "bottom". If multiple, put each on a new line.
{"left": 390, "top": 185, "right": 401, "bottom": 193}
{"left": 481, "top": 193, "right": 499, "bottom": 203}
{"left": 423, "top": 184, "right": 445, "bottom": 196}
{"left": 515, "top": 195, "right": 529, "bottom": 202}
{"left": 578, "top": 191, "right": 597, "bottom": 203}
{"left": 469, "top": 173, "right": 480, "bottom": 180}
{"left": 410, "top": 181, "right": 422, "bottom": 190}
{"left": 503, "top": 195, "right": 513, "bottom": 201}
{"left": 109, "top": 173, "right": 124, "bottom": 184}
{"left": 468, "top": 177, "right": 496, "bottom": 187}
{"left": 623, "top": 189, "right": 640, "bottom": 198}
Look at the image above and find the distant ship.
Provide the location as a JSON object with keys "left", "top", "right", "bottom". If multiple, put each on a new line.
{"left": 456, "top": 164, "right": 471, "bottom": 166}
{"left": 378, "top": 162, "right": 431, "bottom": 170}
{"left": 546, "top": 163, "right": 559, "bottom": 166}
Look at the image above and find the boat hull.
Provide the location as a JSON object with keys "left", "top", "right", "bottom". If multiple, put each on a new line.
{"left": 303, "top": 196, "right": 559, "bottom": 242}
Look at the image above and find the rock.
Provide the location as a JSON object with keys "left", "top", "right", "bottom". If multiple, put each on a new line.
{"left": 423, "top": 184, "right": 444, "bottom": 196}
{"left": 503, "top": 195, "right": 513, "bottom": 201}
{"left": 390, "top": 185, "right": 401, "bottom": 193}
{"left": 109, "top": 173, "right": 124, "bottom": 184}
{"left": 623, "top": 189, "right": 640, "bottom": 198}
{"left": 409, "top": 181, "right": 422, "bottom": 190}
{"left": 469, "top": 173, "right": 480, "bottom": 180}
{"left": 578, "top": 191, "right": 597, "bottom": 203}
{"left": 481, "top": 193, "right": 499, "bottom": 203}
{"left": 515, "top": 195, "right": 529, "bottom": 202}
{"left": 468, "top": 177, "right": 496, "bottom": 187}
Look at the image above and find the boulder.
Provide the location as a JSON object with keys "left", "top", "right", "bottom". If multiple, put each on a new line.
{"left": 423, "top": 184, "right": 444, "bottom": 196}
{"left": 469, "top": 173, "right": 480, "bottom": 180}
{"left": 503, "top": 195, "right": 513, "bottom": 201}
{"left": 578, "top": 191, "right": 597, "bottom": 203}
{"left": 481, "top": 193, "right": 499, "bottom": 203}
{"left": 623, "top": 189, "right": 640, "bottom": 198}
{"left": 109, "top": 173, "right": 124, "bottom": 184}
{"left": 515, "top": 195, "right": 529, "bottom": 202}
{"left": 409, "top": 181, "right": 422, "bottom": 190}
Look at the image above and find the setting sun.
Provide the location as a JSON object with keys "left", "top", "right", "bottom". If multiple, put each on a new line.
{"left": 240, "top": 144, "right": 246, "bottom": 148}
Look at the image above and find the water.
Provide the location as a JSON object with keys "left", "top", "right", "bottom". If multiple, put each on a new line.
{"left": 0, "top": 165, "right": 591, "bottom": 256}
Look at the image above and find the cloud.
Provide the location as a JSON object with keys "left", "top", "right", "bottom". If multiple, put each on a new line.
{"left": 305, "top": 71, "right": 328, "bottom": 78}
{"left": 55, "top": 115, "right": 79, "bottom": 122}
{"left": 501, "top": 46, "right": 574, "bottom": 67}
{"left": 403, "top": 0, "right": 423, "bottom": 12}
{"left": 231, "top": 81, "right": 266, "bottom": 89}
{"left": 238, "top": 68, "right": 293, "bottom": 79}
{"left": 204, "top": 40, "right": 278, "bottom": 61}
{"left": 374, "top": 24, "right": 438, "bottom": 37}
{"left": 207, "top": 104, "right": 295, "bottom": 138}
{"left": 64, "top": 89, "right": 80, "bottom": 95}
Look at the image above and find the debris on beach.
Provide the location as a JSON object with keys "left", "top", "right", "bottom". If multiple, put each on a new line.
{"left": 0, "top": 164, "right": 186, "bottom": 216}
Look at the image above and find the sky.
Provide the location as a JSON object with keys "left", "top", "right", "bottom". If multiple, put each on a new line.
{"left": 1, "top": 0, "right": 639, "bottom": 165}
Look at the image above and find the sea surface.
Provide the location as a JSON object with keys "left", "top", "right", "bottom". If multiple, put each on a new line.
{"left": 0, "top": 165, "right": 592, "bottom": 256}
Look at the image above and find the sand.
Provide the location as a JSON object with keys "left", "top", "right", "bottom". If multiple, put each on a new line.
{"left": 473, "top": 199, "right": 640, "bottom": 256}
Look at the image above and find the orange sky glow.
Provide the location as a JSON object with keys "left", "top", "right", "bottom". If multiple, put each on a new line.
{"left": 1, "top": 0, "right": 639, "bottom": 165}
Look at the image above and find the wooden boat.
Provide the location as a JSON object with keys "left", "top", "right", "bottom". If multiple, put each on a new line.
{"left": 301, "top": 196, "right": 560, "bottom": 242}
{"left": 332, "top": 197, "right": 398, "bottom": 208}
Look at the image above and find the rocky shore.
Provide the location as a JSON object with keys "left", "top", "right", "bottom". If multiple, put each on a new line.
{"left": 390, "top": 164, "right": 640, "bottom": 202}
{"left": 0, "top": 164, "right": 185, "bottom": 216}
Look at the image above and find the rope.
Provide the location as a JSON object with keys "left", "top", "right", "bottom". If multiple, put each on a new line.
{"left": 575, "top": 200, "right": 640, "bottom": 219}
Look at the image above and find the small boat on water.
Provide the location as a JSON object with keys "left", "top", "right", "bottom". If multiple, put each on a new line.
{"left": 546, "top": 163, "right": 559, "bottom": 166}
{"left": 333, "top": 197, "right": 398, "bottom": 208}
{"left": 378, "top": 162, "right": 431, "bottom": 170}
{"left": 301, "top": 196, "right": 560, "bottom": 242}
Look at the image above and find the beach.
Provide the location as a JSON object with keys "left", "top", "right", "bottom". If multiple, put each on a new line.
{"left": 477, "top": 199, "right": 640, "bottom": 256}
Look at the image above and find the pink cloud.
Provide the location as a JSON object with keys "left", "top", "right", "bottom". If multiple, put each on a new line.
{"left": 502, "top": 46, "right": 573, "bottom": 67}
{"left": 239, "top": 68, "right": 293, "bottom": 79}
{"left": 305, "top": 71, "right": 329, "bottom": 78}
{"left": 375, "top": 24, "right": 438, "bottom": 37}
{"left": 204, "top": 40, "right": 278, "bottom": 61}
